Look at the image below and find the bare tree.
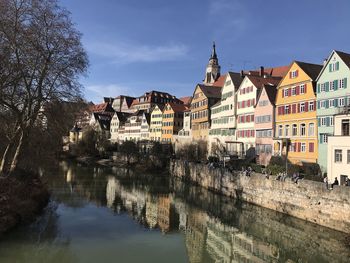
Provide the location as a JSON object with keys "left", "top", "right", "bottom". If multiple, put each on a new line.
{"left": 0, "top": 0, "right": 88, "bottom": 174}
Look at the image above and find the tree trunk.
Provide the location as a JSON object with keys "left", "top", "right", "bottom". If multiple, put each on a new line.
{"left": 0, "top": 128, "right": 21, "bottom": 175}
{"left": 9, "top": 129, "right": 28, "bottom": 174}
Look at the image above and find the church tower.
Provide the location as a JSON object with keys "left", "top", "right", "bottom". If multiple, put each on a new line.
{"left": 204, "top": 42, "right": 221, "bottom": 85}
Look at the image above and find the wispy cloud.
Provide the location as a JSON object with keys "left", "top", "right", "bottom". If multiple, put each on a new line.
{"left": 86, "top": 40, "right": 189, "bottom": 64}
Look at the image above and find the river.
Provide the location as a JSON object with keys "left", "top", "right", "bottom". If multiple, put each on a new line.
{"left": 0, "top": 162, "right": 349, "bottom": 263}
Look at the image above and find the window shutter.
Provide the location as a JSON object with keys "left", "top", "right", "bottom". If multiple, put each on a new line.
{"left": 325, "top": 100, "right": 329, "bottom": 109}
{"left": 305, "top": 102, "right": 309, "bottom": 112}
{"left": 326, "top": 117, "right": 330, "bottom": 127}
{"left": 289, "top": 72, "right": 292, "bottom": 78}
{"left": 329, "top": 64, "right": 332, "bottom": 72}
{"left": 296, "top": 70, "right": 299, "bottom": 77}
{"left": 318, "top": 118, "right": 320, "bottom": 127}
{"left": 334, "top": 80, "right": 338, "bottom": 90}
{"left": 292, "top": 104, "right": 296, "bottom": 113}
{"left": 334, "top": 99, "right": 338, "bottom": 107}
{"left": 288, "top": 88, "right": 291, "bottom": 96}
{"left": 336, "top": 61, "right": 339, "bottom": 70}
{"left": 317, "top": 84, "right": 320, "bottom": 93}
{"left": 247, "top": 100, "right": 250, "bottom": 107}
{"left": 296, "top": 86, "right": 300, "bottom": 95}
{"left": 304, "top": 83, "right": 307, "bottom": 93}
{"left": 345, "top": 78, "right": 347, "bottom": 89}
{"left": 297, "top": 103, "right": 300, "bottom": 113}
{"left": 309, "top": 142, "right": 314, "bottom": 152}
{"left": 317, "top": 101, "right": 320, "bottom": 109}
{"left": 326, "top": 82, "right": 329, "bottom": 92}
{"left": 298, "top": 142, "right": 301, "bottom": 152}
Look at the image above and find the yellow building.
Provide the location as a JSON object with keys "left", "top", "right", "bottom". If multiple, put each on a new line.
{"left": 274, "top": 61, "right": 322, "bottom": 164}
{"left": 191, "top": 83, "right": 222, "bottom": 141}
{"left": 149, "top": 105, "right": 164, "bottom": 141}
{"left": 161, "top": 102, "right": 188, "bottom": 142}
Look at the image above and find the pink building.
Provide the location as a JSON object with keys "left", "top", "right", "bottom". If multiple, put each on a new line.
{"left": 254, "top": 84, "right": 278, "bottom": 166}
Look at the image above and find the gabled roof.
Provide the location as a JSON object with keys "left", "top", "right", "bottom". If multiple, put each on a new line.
{"left": 295, "top": 61, "right": 322, "bottom": 80}
{"left": 91, "top": 102, "right": 115, "bottom": 113}
{"left": 245, "top": 75, "right": 282, "bottom": 90}
{"left": 196, "top": 84, "right": 222, "bottom": 98}
{"left": 255, "top": 84, "right": 278, "bottom": 107}
{"left": 227, "top": 71, "right": 244, "bottom": 89}
{"left": 179, "top": 96, "right": 192, "bottom": 106}
{"left": 212, "top": 74, "right": 226, "bottom": 87}
{"left": 114, "top": 111, "right": 131, "bottom": 122}
{"left": 316, "top": 50, "right": 350, "bottom": 81}
{"left": 167, "top": 102, "right": 189, "bottom": 113}
{"left": 142, "top": 112, "right": 151, "bottom": 125}
{"left": 93, "top": 112, "right": 112, "bottom": 131}
{"left": 244, "top": 65, "right": 290, "bottom": 78}
{"left": 336, "top": 50, "right": 350, "bottom": 68}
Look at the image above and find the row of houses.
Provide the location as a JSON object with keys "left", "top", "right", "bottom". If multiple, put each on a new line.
{"left": 70, "top": 44, "right": 350, "bottom": 183}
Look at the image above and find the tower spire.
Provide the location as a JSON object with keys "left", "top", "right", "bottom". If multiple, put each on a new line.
{"left": 211, "top": 41, "right": 217, "bottom": 59}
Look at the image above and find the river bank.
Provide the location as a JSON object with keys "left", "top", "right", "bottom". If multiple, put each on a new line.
{"left": 170, "top": 159, "right": 350, "bottom": 234}
{"left": 0, "top": 173, "right": 50, "bottom": 236}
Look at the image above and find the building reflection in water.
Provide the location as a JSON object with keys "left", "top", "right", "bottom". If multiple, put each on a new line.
{"left": 54, "top": 163, "right": 349, "bottom": 263}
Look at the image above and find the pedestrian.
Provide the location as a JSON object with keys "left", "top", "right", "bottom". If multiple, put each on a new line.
{"left": 323, "top": 175, "right": 328, "bottom": 190}
{"left": 332, "top": 177, "right": 339, "bottom": 189}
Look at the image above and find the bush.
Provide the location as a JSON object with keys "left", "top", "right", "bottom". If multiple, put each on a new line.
{"left": 176, "top": 141, "right": 208, "bottom": 163}
{"left": 250, "top": 163, "right": 262, "bottom": 173}
{"left": 266, "top": 164, "right": 285, "bottom": 175}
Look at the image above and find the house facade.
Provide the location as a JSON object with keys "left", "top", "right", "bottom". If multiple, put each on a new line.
{"left": 327, "top": 113, "right": 350, "bottom": 184}
{"left": 274, "top": 61, "right": 322, "bottom": 164}
{"left": 191, "top": 84, "right": 221, "bottom": 141}
{"left": 161, "top": 103, "right": 187, "bottom": 142}
{"left": 112, "top": 95, "right": 135, "bottom": 113}
{"left": 110, "top": 112, "right": 130, "bottom": 142}
{"left": 236, "top": 74, "right": 281, "bottom": 157}
{"left": 316, "top": 50, "right": 350, "bottom": 173}
{"left": 254, "top": 84, "right": 277, "bottom": 166}
{"left": 208, "top": 72, "right": 243, "bottom": 156}
{"left": 149, "top": 105, "right": 164, "bottom": 142}
{"left": 120, "top": 110, "right": 146, "bottom": 141}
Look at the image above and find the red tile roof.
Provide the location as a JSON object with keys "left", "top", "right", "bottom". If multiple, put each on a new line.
{"left": 179, "top": 96, "right": 192, "bottom": 106}
{"left": 167, "top": 102, "right": 189, "bottom": 112}
{"left": 212, "top": 74, "right": 226, "bottom": 87}
{"left": 91, "top": 102, "right": 108, "bottom": 113}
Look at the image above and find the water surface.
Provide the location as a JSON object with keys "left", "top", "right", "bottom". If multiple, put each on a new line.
{"left": 0, "top": 162, "right": 349, "bottom": 263}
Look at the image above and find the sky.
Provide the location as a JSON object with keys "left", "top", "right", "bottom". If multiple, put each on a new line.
{"left": 59, "top": 0, "right": 350, "bottom": 103}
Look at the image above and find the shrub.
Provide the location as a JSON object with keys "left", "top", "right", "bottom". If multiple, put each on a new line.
{"left": 250, "top": 163, "right": 262, "bottom": 173}
{"left": 266, "top": 164, "right": 285, "bottom": 175}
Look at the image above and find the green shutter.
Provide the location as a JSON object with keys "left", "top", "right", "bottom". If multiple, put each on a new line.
{"left": 325, "top": 100, "right": 329, "bottom": 108}
{"left": 326, "top": 117, "right": 330, "bottom": 127}
{"left": 317, "top": 101, "right": 320, "bottom": 109}
{"left": 325, "top": 82, "right": 329, "bottom": 92}
{"left": 318, "top": 118, "right": 321, "bottom": 127}
{"left": 317, "top": 83, "right": 320, "bottom": 93}
{"left": 345, "top": 78, "right": 347, "bottom": 89}
{"left": 334, "top": 99, "right": 338, "bottom": 107}
{"left": 329, "top": 64, "right": 332, "bottom": 72}
{"left": 334, "top": 80, "right": 338, "bottom": 90}
{"left": 336, "top": 62, "right": 340, "bottom": 70}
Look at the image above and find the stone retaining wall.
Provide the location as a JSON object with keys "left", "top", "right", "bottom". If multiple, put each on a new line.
{"left": 170, "top": 160, "right": 350, "bottom": 234}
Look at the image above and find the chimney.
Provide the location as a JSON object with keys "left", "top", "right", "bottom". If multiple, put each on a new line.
{"left": 260, "top": 66, "right": 264, "bottom": 77}
{"left": 240, "top": 70, "right": 244, "bottom": 78}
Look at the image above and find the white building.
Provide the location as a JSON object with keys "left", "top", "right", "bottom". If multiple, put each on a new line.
{"left": 120, "top": 110, "right": 149, "bottom": 142}
{"left": 236, "top": 73, "right": 281, "bottom": 157}
{"left": 327, "top": 113, "right": 350, "bottom": 185}
{"left": 173, "top": 108, "right": 192, "bottom": 151}
{"left": 208, "top": 72, "right": 243, "bottom": 156}
{"left": 110, "top": 112, "right": 131, "bottom": 142}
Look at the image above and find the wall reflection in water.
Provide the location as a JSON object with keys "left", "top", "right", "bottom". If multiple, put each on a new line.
{"left": 29, "top": 162, "right": 350, "bottom": 263}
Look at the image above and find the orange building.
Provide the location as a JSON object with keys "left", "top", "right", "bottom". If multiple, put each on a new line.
{"left": 274, "top": 61, "right": 322, "bottom": 164}
{"left": 161, "top": 102, "right": 188, "bottom": 142}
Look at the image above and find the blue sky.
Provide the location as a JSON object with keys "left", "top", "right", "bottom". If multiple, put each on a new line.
{"left": 59, "top": 0, "right": 350, "bottom": 103}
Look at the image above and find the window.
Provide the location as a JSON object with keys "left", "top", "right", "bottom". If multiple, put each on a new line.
{"left": 284, "top": 89, "right": 289, "bottom": 97}
{"left": 329, "top": 99, "right": 334, "bottom": 108}
{"left": 301, "top": 143, "right": 306, "bottom": 152}
{"left": 285, "top": 105, "right": 290, "bottom": 114}
{"left": 292, "top": 87, "right": 296, "bottom": 96}
{"left": 320, "top": 100, "right": 326, "bottom": 108}
{"left": 290, "top": 70, "right": 298, "bottom": 78}
{"left": 320, "top": 83, "right": 326, "bottom": 92}
{"left": 278, "top": 125, "right": 283, "bottom": 137}
{"left": 348, "top": 150, "right": 350, "bottom": 164}
{"left": 335, "top": 149, "right": 342, "bottom": 163}
{"left": 308, "top": 123, "right": 315, "bottom": 136}
{"left": 320, "top": 117, "right": 326, "bottom": 126}
{"left": 300, "top": 103, "right": 305, "bottom": 112}
{"left": 292, "top": 124, "right": 297, "bottom": 136}
{"left": 330, "top": 81, "right": 334, "bottom": 91}
{"left": 300, "top": 84, "right": 306, "bottom": 94}
{"left": 330, "top": 116, "right": 334, "bottom": 126}
{"left": 339, "top": 98, "right": 345, "bottom": 107}
{"left": 321, "top": 134, "right": 328, "bottom": 144}
{"left": 329, "top": 62, "right": 339, "bottom": 72}
{"left": 285, "top": 125, "right": 290, "bottom": 137}
{"left": 300, "top": 123, "right": 306, "bottom": 136}
{"left": 309, "top": 101, "right": 314, "bottom": 111}
{"left": 309, "top": 142, "right": 314, "bottom": 152}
